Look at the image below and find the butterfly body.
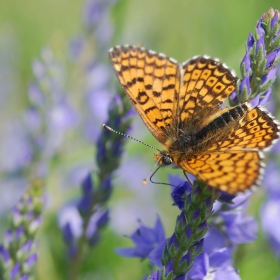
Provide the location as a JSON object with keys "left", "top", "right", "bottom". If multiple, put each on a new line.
{"left": 109, "top": 45, "right": 280, "bottom": 194}
{"left": 160, "top": 103, "right": 250, "bottom": 164}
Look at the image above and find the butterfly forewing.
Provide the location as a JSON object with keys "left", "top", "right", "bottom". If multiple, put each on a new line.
{"left": 179, "top": 57, "right": 237, "bottom": 130}
{"left": 109, "top": 45, "right": 180, "bottom": 144}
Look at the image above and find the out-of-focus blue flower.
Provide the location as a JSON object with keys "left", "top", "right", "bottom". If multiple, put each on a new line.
{"left": 115, "top": 216, "right": 165, "bottom": 266}
{"left": 260, "top": 198, "right": 280, "bottom": 256}
{"left": 0, "top": 48, "right": 77, "bottom": 189}
{"left": 83, "top": 0, "right": 113, "bottom": 28}
{"left": 70, "top": 0, "right": 119, "bottom": 143}
{"left": 169, "top": 174, "right": 192, "bottom": 210}
{"left": 59, "top": 198, "right": 110, "bottom": 256}
{"left": 0, "top": 180, "right": 44, "bottom": 279}
{"left": 187, "top": 249, "right": 241, "bottom": 280}
{"left": 26, "top": 49, "right": 77, "bottom": 164}
{"left": 262, "top": 162, "right": 280, "bottom": 197}
{"left": 58, "top": 205, "right": 83, "bottom": 239}
{"left": 86, "top": 209, "right": 109, "bottom": 245}
{"left": 220, "top": 211, "right": 257, "bottom": 244}
{"left": 260, "top": 162, "right": 280, "bottom": 256}
{"left": 77, "top": 173, "right": 95, "bottom": 216}
{"left": 0, "top": 121, "right": 33, "bottom": 172}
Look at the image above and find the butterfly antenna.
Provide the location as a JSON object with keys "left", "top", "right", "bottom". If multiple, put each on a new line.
{"left": 103, "top": 124, "right": 161, "bottom": 152}
{"left": 103, "top": 124, "right": 172, "bottom": 187}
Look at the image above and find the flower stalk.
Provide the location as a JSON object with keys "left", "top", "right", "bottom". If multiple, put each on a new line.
{"left": 160, "top": 181, "right": 220, "bottom": 279}
{"left": 66, "top": 90, "right": 133, "bottom": 280}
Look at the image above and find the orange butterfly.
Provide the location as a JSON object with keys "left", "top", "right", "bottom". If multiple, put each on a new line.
{"left": 109, "top": 45, "right": 280, "bottom": 194}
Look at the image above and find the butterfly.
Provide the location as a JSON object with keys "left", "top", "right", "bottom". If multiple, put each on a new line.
{"left": 109, "top": 45, "right": 280, "bottom": 194}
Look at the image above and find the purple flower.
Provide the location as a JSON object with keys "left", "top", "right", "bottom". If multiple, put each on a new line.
{"left": 83, "top": 0, "right": 115, "bottom": 31}
{"left": 86, "top": 209, "right": 109, "bottom": 245}
{"left": 213, "top": 192, "right": 251, "bottom": 212}
{"left": 149, "top": 271, "right": 160, "bottom": 280}
{"left": 77, "top": 173, "right": 95, "bottom": 217}
{"left": 63, "top": 223, "right": 74, "bottom": 245}
{"left": 187, "top": 250, "right": 241, "bottom": 280}
{"left": 62, "top": 223, "right": 77, "bottom": 258}
{"left": 98, "top": 175, "right": 112, "bottom": 202}
{"left": 256, "top": 19, "right": 265, "bottom": 38}
{"left": 270, "top": 10, "right": 279, "bottom": 30}
{"left": 11, "top": 263, "right": 21, "bottom": 278}
{"left": 0, "top": 180, "right": 44, "bottom": 278}
{"left": 58, "top": 205, "right": 83, "bottom": 239}
{"left": 260, "top": 88, "right": 273, "bottom": 106}
{"left": 240, "top": 51, "right": 251, "bottom": 75}
{"left": 68, "top": 35, "right": 85, "bottom": 62}
{"left": 261, "top": 66, "right": 277, "bottom": 86}
{"left": 220, "top": 212, "right": 257, "bottom": 244}
{"left": 170, "top": 174, "right": 192, "bottom": 210}
{"left": 0, "top": 245, "right": 10, "bottom": 263}
{"left": 260, "top": 198, "right": 280, "bottom": 256}
{"left": 234, "top": 8, "right": 280, "bottom": 106}
{"left": 0, "top": 121, "right": 33, "bottom": 172}
{"left": 263, "top": 162, "right": 280, "bottom": 197}
{"left": 266, "top": 48, "right": 280, "bottom": 68}
{"left": 260, "top": 162, "right": 280, "bottom": 256}
{"left": 238, "top": 73, "right": 251, "bottom": 101}
{"left": 247, "top": 33, "right": 254, "bottom": 49}
{"left": 115, "top": 216, "right": 165, "bottom": 263}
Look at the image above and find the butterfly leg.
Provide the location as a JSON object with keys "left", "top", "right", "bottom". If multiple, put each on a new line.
{"left": 183, "top": 171, "right": 194, "bottom": 188}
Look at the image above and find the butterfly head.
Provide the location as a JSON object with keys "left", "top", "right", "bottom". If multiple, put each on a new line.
{"left": 154, "top": 151, "right": 173, "bottom": 166}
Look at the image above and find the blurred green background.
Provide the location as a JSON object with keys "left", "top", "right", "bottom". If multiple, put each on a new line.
{"left": 0, "top": 0, "right": 280, "bottom": 279}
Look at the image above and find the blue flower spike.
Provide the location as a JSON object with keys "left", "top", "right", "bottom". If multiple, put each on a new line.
{"left": 230, "top": 8, "right": 280, "bottom": 107}
{"left": 0, "top": 179, "right": 45, "bottom": 280}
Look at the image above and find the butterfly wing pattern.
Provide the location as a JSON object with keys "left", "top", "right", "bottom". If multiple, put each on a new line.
{"left": 109, "top": 45, "right": 280, "bottom": 194}
{"left": 179, "top": 56, "right": 237, "bottom": 131}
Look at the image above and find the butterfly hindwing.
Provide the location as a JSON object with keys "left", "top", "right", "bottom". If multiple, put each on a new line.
{"left": 176, "top": 106, "right": 280, "bottom": 193}
{"left": 177, "top": 150, "right": 262, "bottom": 194}
{"left": 207, "top": 106, "right": 280, "bottom": 151}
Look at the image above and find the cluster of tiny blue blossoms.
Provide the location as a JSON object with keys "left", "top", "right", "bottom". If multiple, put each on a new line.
{"left": 230, "top": 8, "right": 280, "bottom": 107}
{"left": 0, "top": 48, "right": 76, "bottom": 190}
{"left": 0, "top": 180, "right": 45, "bottom": 280}
{"left": 0, "top": 48, "right": 75, "bottom": 278}
{"left": 58, "top": 90, "right": 133, "bottom": 278}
